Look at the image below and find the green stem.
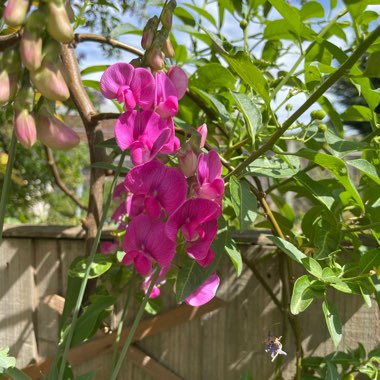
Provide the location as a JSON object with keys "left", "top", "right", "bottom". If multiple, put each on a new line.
{"left": 110, "top": 267, "right": 160, "bottom": 380}
{"left": 57, "top": 151, "right": 127, "bottom": 380}
{"left": 225, "top": 24, "right": 380, "bottom": 180}
{"left": 0, "top": 130, "right": 17, "bottom": 247}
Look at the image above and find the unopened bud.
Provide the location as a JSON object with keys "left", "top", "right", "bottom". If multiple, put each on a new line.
{"left": 146, "top": 47, "right": 165, "bottom": 71}
{"left": 167, "top": 66, "right": 188, "bottom": 99}
{"left": 46, "top": 0, "right": 74, "bottom": 43}
{"left": 197, "top": 123, "right": 207, "bottom": 148}
{"left": 30, "top": 60, "right": 70, "bottom": 101}
{"left": 179, "top": 144, "right": 198, "bottom": 177}
{"left": 0, "top": 70, "right": 19, "bottom": 105}
{"left": 3, "top": 0, "right": 30, "bottom": 27}
{"left": 141, "top": 16, "right": 158, "bottom": 50}
{"left": 65, "top": 0, "right": 75, "bottom": 22}
{"left": 163, "top": 38, "right": 175, "bottom": 58}
{"left": 37, "top": 113, "right": 80, "bottom": 150}
{"left": 14, "top": 109, "right": 37, "bottom": 149}
{"left": 311, "top": 109, "right": 326, "bottom": 120}
{"left": 161, "top": 0, "right": 176, "bottom": 30}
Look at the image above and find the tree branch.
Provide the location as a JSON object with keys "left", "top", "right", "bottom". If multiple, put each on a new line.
{"left": 90, "top": 112, "right": 120, "bottom": 123}
{"left": 74, "top": 33, "right": 144, "bottom": 56}
{"left": 44, "top": 145, "right": 88, "bottom": 211}
{"left": 0, "top": 31, "right": 21, "bottom": 51}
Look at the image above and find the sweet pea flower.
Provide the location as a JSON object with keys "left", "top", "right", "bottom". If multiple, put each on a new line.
{"left": 195, "top": 150, "right": 224, "bottom": 204}
{"left": 197, "top": 123, "right": 207, "bottom": 149}
{"left": 115, "top": 110, "right": 172, "bottom": 166}
{"left": 185, "top": 273, "right": 220, "bottom": 307}
{"left": 124, "top": 160, "right": 187, "bottom": 219}
{"left": 122, "top": 214, "right": 176, "bottom": 276}
{"left": 166, "top": 198, "right": 220, "bottom": 262}
{"left": 154, "top": 72, "right": 179, "bottom": 119}
{"left": 167, "top": 66, "right": 188, "bottom": 99}
{"left": 142, "top": 265, "right": 170, "bottom": 299}
{"left": 100, "top": 63, "right": 155, "bottom": 111}
{"left": 100, "top": 240, "right": 118, "bottom": 255}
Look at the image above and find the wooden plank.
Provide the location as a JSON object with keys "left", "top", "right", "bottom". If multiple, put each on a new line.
{"left": 0, "top": 238, "right": 38, "bottom": 368}
{"left": 22, "top": 298, "right": 225, "bottom": 379}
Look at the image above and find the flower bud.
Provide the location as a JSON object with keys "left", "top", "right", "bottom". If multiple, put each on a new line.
{"left": 3, "top": 0, "right": 30, "bottom": 27}
{"left": 65, "top": 0, "right": 75, "bottom": 22}
{"left": 311, "top": 109, "right": 326, "bottom": 120}
{"left": 46, "top": 0, "right": 74, "bottom": 43}
{"left": 37, "top": 113, "right": 80, "bottom": 150}
{"left": 161, "top": 0, "right": 176, "bottom": 30}
{"left": 146, "top": 47, "right": 165, "bottom": 71}
{"left": 0, "top": 70, "right": 19, "bottom": 105}
{"left": 30, "top": 60, "right": 70, "bottom": 101}
{"left": 141, "top": 16, "right": 158, "bottom": 50}
{"left": 178, "top": 144, "right": 198, "bottom": 177}
{"left": 163, "top": 38, "right": 175, "bottom": 58}
{"left": 14, "top": 110, "right": 37, "bottom": 149}
{"left": 197, "top": 123, "right": 207, "bottom": 148}
{"left": 20, "top": 11, "right": 45, "bottom": 71}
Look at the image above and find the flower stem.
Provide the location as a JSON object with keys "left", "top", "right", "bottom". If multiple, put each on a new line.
{"left": 110, "top": 267, "right": 160, "bottom": 380}
{"left": 0, "top": 130, "right": 17, "bottom": 247}
{"left": 56, "top": 151, "right": 127, "bottom": 380}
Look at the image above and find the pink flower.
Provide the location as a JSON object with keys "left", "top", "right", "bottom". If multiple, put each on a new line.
{"left": 142, "top": 265, "right": 170, "bottom": 299}
{"left": 114, "top": 110, "right": 171, "bottom": 166}
{"left": 122, "top": 215, "right": 175, "bottom": 276}
{"left": 195, "top": 151, "right": 224, "bottom": 203}
{"left": 100, "top": 240, "right": 118, "bottom": 255}
{"left": 166, "top": 198, "right": 220, "bottom": 262}
{"left": 100, "top": 63, "right": 155, "bottom": 111}
{"left": 197, "top": 123, "right": 207, "bottom": 149}
{"left": 167, "top": 66, "right": 188, "bottom": 99}
{"left": 124, "top": 160, "right": 187, "bottom": 219}
{"left": 185, "top": 273, "right": 220, "bottom": 306}
{"left": 154, "top": 72, "right": 179, "bottom": 119}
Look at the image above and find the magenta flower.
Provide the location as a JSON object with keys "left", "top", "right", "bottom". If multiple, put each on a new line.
{"left": 195, "top": 151, "right": 224, "bottom": 203}
{"left": 124, "top": 160, "right": 187, "bottom": 219}
{"left": 142, "top": 265, "right": 170, "bottom": 299}
{"left": 122, "top": 214, "right": 176, "bottom": 276}
{"left": 100, "top": 240, "right": 118, "bottom": 255}
{"left": 114, "top": 110, "right": 172, "bottom": 166}
{"left": 185, "top": 273, "right": 220, "bottom": 307}
{"left": 154, "top": 72, "right": 179, "bottom": 119}
{"left": 166, "top": 198, "right": 220, "bottom": 262}
{"left": 197, "top": 123, "right": 207, "bottom": 149}
{"left": 167, "top": 66, "right": 188, "bottom": 99}
{"left": 100, "top": 63, "right": 155, "bottom": 111}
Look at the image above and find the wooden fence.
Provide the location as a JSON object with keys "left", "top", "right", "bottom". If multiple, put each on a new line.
{"left": 0, "top": 225, "right": 379, "bottom": 379}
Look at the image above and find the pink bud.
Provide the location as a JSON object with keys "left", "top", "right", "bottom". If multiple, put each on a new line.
{"left": 47, "top": 1, "right": 74, "bottom": 43}
{"left": 197, "top": 123, "right": 207, "bottom": 148}
{"left": 146, "top": 47, "right": 165, "bottom": 71}
{"left": 30, "top": 60, "right": 70, "bottom": 101}
{"left": 3, "top": 0, "right": 30, "bottom": 27}
{"left": 167, "top": 66, "right": 188, "bottom": 99}
{"left": 0, "top": 70, "right": 18, "bottom": 106}
{"left": 141, "top": 16, "right": 158, "bottom": 50}
{"left": 178, "top": 145, "right": 198, "bottom": 177}
{"left": 20, "top": 31, "right": 43, "bottom": 71}
{"left": 163, "top": 38, "right": 175, "bottom": 58}
{"left": 161, "top": 0, "right": 176, "bottom": 30}
{"left": 14, "top": 110, "right": 37, "bottom": 149}
{"left": 37, "top": 114, "right": 80, "bottom": 150}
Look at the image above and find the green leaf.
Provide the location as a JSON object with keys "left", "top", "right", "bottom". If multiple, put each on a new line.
{"left": 264, "top": 19, "right": 297, "bottom": 41}
{"left": 145, "top": 297, "right": 162, "bottom": 315}
{"left": 96, "top": 137, "right": 120, "bottom": 150}
{"left": 247, "top": 155, "right": 300, "bottom": 178}
{"left": 0, "top": 348, "right": 16, "bottom": 374}
{"left": 82, "top": 80, "right": 100, "bottom": 92}
{"left": 175, "top": 218, "right": 227, "bottom": 302}
{"left": 325, "top": 361, "right": 339, "bottom": 380}
{"left": 174, "top": 6, "right": 196, "bottom": 26}
{"left": 229, "top": 176, "right": 257, "bottom": 230}
{"left": 296, "top": 149, "right": 364, "bottom": 211}
{"left": 324, "top": 130, "right": 368, "bottom": 157}
{"left": 231, "top": 92, "right": 262, "bottom": 144}
{"left": 301, "top": 257, "right": 323, "bottom": 279}
{"left": 225, "top": 237, "right": 243, "bottom": 276}
{"left": 359, "top": 249, "right": 380, "bottom": 274}
{"left": 294, "top": 172, "right": 335, "bottom": 210}
{"left": 290, "top": 275, "right": 314, "bottom": 314}
{"left": 189, "top": 63, "right": 236, "bottom": 90}
{"left": 81, "top": 65, "right": 109, "bottom": 76}
{"left": 110, "top": 22, "right": 141, "bottom": 38}
{"left": 322, "top": 298, "right": 342, "bottom": 347}
{"left": 347, "top": 159, "right": 380, "bottom": 186}
{"left": 68, "top": 254, "right": 113, "bottom": 279}
{"left": 364, "top": 51, "right": 380, "bottom": 78}
{"left": 183, "top": 3, "right": 217, "bottom": 26}
{"left": 5, "top": 368, "right": 32, "bottom": 380}
{"left": 268, "top": 236, "right": 307, "bottom": 264}
{"left": 341, "top": 105, "right": 373, "bottom": 122}
{"left": 300, "top": 1, "right": 325, "bottom": 20}
{"left": 74, "top": 371, "right": 97, "bottom": 380}
{"left": 321, "top": 267, "right": 339, "bottom": 283}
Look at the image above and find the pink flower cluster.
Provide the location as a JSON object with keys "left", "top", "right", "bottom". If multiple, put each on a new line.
{"left": 100, "top": 63, "right": 224, "bottom": 306}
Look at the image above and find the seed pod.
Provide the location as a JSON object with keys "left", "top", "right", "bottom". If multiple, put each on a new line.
{"left": 3, "top": 0, "right": 30, "bottom": 27}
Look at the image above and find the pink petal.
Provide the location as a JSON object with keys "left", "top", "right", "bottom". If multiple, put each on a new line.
{"left": 185, "top": 273, "right": 220, "bottom": 307}
{"left": 100, "top": 63, "right": 134, "bottom": 99}
{"left": 207, "top": 150, "right": 223, "bottom": 181}
{"left": 197, "top": 248, "right": 215, "bottom": 267}
{"left": 167, "top": 66, "right": 188, "bottom": 99}
{"left": 100, "top": 240, "right": 118, "bottom": 255}
{"left": 156, "top": 95, "right": 178, "bottom": 119}
{"left": 144, "top": 196, "right": 161, "bottom": 219}
{"left": 114, "top": 111, "right": 136, "bottom": 151}
{"left": 197, "top": 123, "right": 207, "bottom": 148}
{"left": 131, "top": 68, "right": 156, "bottom": 110}
{"left": 134, "top": 255, "right": 152, "bottom": 276}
